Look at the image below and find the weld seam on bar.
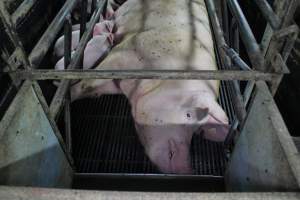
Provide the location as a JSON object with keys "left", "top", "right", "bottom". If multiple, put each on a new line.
{"left": 12, "top": 69, "right": 277, "bottom": 81}
{"left": 28, "top": 0, "right": 79, "bottom": 67}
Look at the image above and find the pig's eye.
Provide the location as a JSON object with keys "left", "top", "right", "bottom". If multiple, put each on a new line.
{"left": 186, "top": 113, "right": 191, "bottom": 118}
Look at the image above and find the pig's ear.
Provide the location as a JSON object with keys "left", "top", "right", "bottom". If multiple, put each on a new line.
{"left": 197, "top": 102, "right": 229, "bottom": 142}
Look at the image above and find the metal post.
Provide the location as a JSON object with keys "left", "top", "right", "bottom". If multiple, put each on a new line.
{"left": 64, "top": 15, "right": 73, "bottom": 154}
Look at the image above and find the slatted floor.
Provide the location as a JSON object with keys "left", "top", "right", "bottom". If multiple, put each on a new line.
{"left": 71, "top": 81, "right": 234, "bottom": 176}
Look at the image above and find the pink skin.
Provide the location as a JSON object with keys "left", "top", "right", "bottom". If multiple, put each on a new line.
{"left": 83, "top": 33, "right": 114, "bottom": 69}
{"left": 70, "top": 0, "right": 229, "bottom": 174}
{"left": 53, "top": 30, "right": 80, "bottom": 59}
{"left": 93, "top": 20, "right": 115, "bottom": 36}
{"left": 135, "top": 124, "right": 194, "bottom": 174}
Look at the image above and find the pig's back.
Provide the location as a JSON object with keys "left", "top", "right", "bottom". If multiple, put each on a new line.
{"left": 98, "top": 0, "right": 219, "bottom": 96}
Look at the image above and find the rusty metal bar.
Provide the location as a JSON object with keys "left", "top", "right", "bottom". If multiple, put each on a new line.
{"left": 28, "top": 0, "right": 79, "bottom": 67}
{"left": 253, "top": 0, "right": 281, "bottom": 30}
{"left": 11, "top": 69, "right": 278, "bottom": 81}
{"left": 227, "top": 0, "right": 265, "bottom": 71}
{"left": 64, "top": 15, "right": 72, "bottom": 154}
{"left": 49, "top": 0, "right": 106, "bottom": 119}
{"left": 11, "top": 0, "right": 38, "bottom": 25}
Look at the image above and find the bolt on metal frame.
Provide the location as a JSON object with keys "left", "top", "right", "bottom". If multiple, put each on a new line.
{"left": 0, "top": 0, "right": 299, "bottom": 175}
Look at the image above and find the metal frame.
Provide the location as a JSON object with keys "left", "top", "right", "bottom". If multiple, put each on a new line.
{"left": 0, "top": 0, "right": 299, "bottom": 191}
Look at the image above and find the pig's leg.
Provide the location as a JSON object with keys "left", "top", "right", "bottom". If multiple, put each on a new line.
{"left": 71, "top": 79, "right": 121, "bottom": 102}
{"left": 53, "top": 30, "right": 80, "bottom": 59}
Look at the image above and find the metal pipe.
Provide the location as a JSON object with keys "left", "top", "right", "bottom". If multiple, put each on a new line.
{"left": 49, "top": 0, "right": 107, "bottom": 119}
{"left": 80, "top": 0, "right": 88, "bottom": 39}
{"left": 91, "top": 0, "right": 97, "bottom": 14}
{"left": 222, "top": 0, "right": 229, "bottom": 43}
{"left": 0, "top": 2, "right": 30, "bottom": 68}
{"left": 205, "top": 0, "right": 247, "bottom": 124}
{"left": 227, "top": 0, "right": 265, "bottom": 71}
{"left": 230, "top": 18, "right": 239, "bottom": 53}
{"left": 64, "top": 15, "right": 72, "bottom": 154}
{"left": 11, "top": 69, "right": 276, "bottom": 81}
{"left": 222, "top": 46, "right": 251, "bottom": 71}
{"left": 28, "top": 0, "right": 79, "bottom": 67}
{"left": 253, "top": 0, "right": 281, "bottom": 30}
{"left": 11, "top": 0, "right": 38, "bottom": 25}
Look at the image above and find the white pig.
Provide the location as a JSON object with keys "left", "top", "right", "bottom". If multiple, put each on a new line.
{"left": 71, "top": 0, "right": 229, "bottom": 174}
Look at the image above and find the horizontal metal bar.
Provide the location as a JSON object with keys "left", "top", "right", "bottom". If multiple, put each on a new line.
{"left": 49, "top": 0, "right": 106, "bottom": 119}
{"left": 254, "top": 0, "right": 281, "bottom": 30}
{"left": 10, "top": 69, "right": 278, "bottom": 81}
{"left": 11, "top": 0, "right": 38, "bottom": 25}
{"left": 227, "top": 0, "right": 265, "bottom": 71}
{"left": 1, "top": 186, "right": 300, "bottom": 200}
{"left": 28, "top": 0, "right": 79, "bottom": 67}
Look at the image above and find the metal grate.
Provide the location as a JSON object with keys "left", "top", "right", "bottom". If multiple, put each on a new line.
{"left": 71, "top": 83, "right": 233, "bottom": 176}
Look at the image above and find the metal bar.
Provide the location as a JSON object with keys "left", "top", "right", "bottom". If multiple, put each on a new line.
{"left": 11, "top": 0, "right": 38, "bottom": 25}
{"left": 222, "top": 46, "right": 251, "bottom": 71}
{"left": 0, "top": 1, "right": 30, "bottom": 68}
{"left": 11, "top": 69, "right": 278, "bottom": 81}
{"left": 80, "top": 0, "right": 88, "bottom": 38}
{"left": 227, "top": 0, "right": 265, "bottom": 71}
{"left": 91, "top": 0, "right": 97, "bottom": 14}
{"left": 222, "top": 0, "right": 229, "bottom": 43}
{"left": 1, "top": 186, "right": 300, "bottom": 199}
{"left": 254, "top": 0, "right": 281, "bottom": 30}
{"left": 64, "top": 15, "right": 72, "bottom": 154}
{"left": 281, "top": 25, "right": 299, "bottom": 62}
{"left": 230, "top": 19, "right": 239, "bottom": 53}
{"left": 28, "top": 0, "right": 79, "bottom": 67}
{"left": 49, "top": 0, "right": 106, "bottom": 119}
{"left": 31, "top": 81, "right": 74, "bottom": 168}
{"left": 206, "top": 0, "right": 247, "bottom": 123}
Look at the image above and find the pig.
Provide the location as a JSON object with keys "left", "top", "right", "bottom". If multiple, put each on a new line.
{"left": 53, "top": 20, "right": 114, "bottom": 61}
{"left": 53, "top": 30, "right": 80, "bottom": 59}
{"left": 71, "top": 0, "right": 229, "bottom": 174}
{"left": 83, "top": 33, "right": 114, "bottom": 68}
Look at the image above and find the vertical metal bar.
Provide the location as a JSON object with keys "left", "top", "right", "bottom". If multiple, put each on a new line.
{"left": 227, "top": 0, "right": 265, "bottom": 71}
{"left": 64, "top": 15, "right": 73, "bottom": 154}
{"left": 91, "top": 0, "right": 97, "bottom": 14}
{"left": 222, "top": 0, "right": 229, "bottom": 43}
{"left": 80, "top": 0, "right": 88, "bottom": 38}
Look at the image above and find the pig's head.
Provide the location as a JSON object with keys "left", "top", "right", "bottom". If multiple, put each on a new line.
{"left": 131, "top": 88, "right": 230, "bottom": 174}
{"left": 135, "top": 124, "right": 195, "bottom": 174}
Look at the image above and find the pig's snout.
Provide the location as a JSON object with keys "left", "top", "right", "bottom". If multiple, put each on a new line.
{"left": 149, "top": 139, "right": 193, "bottom": 174}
